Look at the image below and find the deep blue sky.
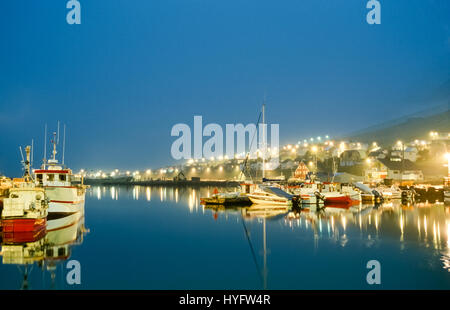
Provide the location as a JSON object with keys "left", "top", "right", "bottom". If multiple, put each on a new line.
{"left": 1, "top": 0, "right": 449, "bottom": 176}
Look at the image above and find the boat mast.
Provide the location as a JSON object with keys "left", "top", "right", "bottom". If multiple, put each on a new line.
{"left": 262, "top": 100, "right": 266, "bottom": 180}
{"left": 43, "top": 124, "right": 47, "bottom": 169}
{"left": 51, "top": 132, "right": 57, "bottom": 162}
{"left": 62, "top": 124, "right": 66, "bottom": 165}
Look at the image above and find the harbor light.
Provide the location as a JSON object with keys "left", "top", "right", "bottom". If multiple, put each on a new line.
{"left": 126, "top": 171, "right": 130, "bottom": 175}
{"left": 219, "top": 166, "right": 223, "bottom": 172}
{"left": 311, "top": 146, "right": 318, "bottom": 153}
{"left": 146, "top": 169, "right": 151, "bottom": 174}
{"left": 366, "top": 158, "right": 372, "bottom": 164}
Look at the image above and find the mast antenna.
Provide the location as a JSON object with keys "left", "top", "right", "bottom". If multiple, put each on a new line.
{"left": 57, "top": 121, "right": 60, "bottom": 145}
{"left": 43, "top": 123, "right": 47, "bottom": 166}
{"left": 62, "top": 124, "right": 66, "bottom": 165}
{"left": 31, "top": 139, "right": 34, "bottom": 168}
{"left": 19, "top": 146, "right": 25, "bottom": 166}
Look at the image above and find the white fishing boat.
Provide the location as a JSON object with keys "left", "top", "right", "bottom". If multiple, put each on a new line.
{"left": 34, "top": 128, "right": 88, "bottom": 214}
{"left": 246, "top": 185, "right": 293, "bottom": 206}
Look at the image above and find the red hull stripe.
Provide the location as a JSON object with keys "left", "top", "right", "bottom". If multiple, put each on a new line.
{"left": 34, "top": 170, "right": 70, "bottom": 174}
{"left": 45, "top": 186, "right": 78, "bottom": 189}
{"left": 50, "top": 200, "right": 84, "bottom": 204}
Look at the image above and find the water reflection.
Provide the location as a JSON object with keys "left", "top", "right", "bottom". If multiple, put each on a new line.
{"left": 0, "top": 211, "right": 88, "bottom": 289}
{"left": 86, "top": 185, "right": 450, "bottom": 285}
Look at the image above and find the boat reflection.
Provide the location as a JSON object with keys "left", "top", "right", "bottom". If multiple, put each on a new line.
{"left": 89, "top": 185, "right": 450, "bottom": 274}
{"left": 0, "top": 210, "right": 88, "bottom": 289}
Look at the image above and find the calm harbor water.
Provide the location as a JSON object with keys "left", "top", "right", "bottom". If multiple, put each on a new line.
{"left": 1, "top": 185, "right": 450, "bottom": 290}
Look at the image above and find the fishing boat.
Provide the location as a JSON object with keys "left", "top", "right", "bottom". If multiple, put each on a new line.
{"left": 1, "top": 146, "right": 49, "bottom": 233}
{"left": 34, "top": 128, "right": 88, "bottom": 213}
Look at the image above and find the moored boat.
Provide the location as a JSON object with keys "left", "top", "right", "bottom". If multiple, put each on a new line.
{"left": 246, "top": 185, "right": 293, "bottom": 206}
{"left": 34, "top": 131, "right": 88, "bottom": 214}
{"left": 1, "top": 147, "right": 49, "bottom": 233}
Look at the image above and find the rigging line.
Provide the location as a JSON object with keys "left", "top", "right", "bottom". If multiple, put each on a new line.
{"left": 241, "top": 213, "right": 264, "bottom": 286}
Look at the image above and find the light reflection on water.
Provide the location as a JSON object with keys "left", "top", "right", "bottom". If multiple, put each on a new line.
{"left": 1, "top": 185, "right": 450, "bottom": 289}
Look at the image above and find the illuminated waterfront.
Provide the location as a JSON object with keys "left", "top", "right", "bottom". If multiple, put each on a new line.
{"left": 1, "top": 185, "right": 449, "bottom": 289}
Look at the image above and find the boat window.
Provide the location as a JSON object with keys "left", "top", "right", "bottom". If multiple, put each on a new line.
{"left": 47, "top": 174, "right": 55, "bottom": 181}
{"left": 58, "top": 247, "right": 66, "bottom": 257}
{"left": 36, "top": 195, "right": 41, "bottom": 200}
{"left": 46, "top": 248, "right": 54, "bottom": 257}
{"left": 10, "top": 194, "right": 19, "bottom": 198}
{"left": 59, "top": 174, "right": 66, "bottom": 181}
{"left": 36, "top": 174, "right": 43, "bottom": 181}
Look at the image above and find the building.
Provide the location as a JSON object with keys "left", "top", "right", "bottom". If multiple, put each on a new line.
{"left": 365, "top": 157, "right": 423, "bottom": 183}
{"left": 340, "top": 150, "right": 367, "bottom": 167}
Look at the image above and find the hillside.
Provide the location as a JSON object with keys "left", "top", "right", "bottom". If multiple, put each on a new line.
{"left": 346, "top": 109, "right": 450, "bottom": 145}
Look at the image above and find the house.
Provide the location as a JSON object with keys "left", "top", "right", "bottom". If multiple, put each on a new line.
{"left": 391, "top": 146, "right": 418, "bottom": 162}
{"left": 365, "top": 157, "right": 423, "bottom": 183}
{"left": 340, "top": 150, "right": 367, "bottom": 167}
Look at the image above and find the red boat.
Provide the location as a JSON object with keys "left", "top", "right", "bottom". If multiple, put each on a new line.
{"left": 0, "top": 146, "right": 49, "bottom": 233}
{"left": 2, "top": 218, "right": 47, "bottom": 233}
{"left": 323, "top": 194, "right": 360, "bottom": 206}
{"left": 2, "top": 226, "right": 46, "bottom": 243}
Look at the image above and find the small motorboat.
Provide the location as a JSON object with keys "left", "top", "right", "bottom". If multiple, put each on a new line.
{"left": 246, "top": 185, "right": 293, "bottom": 206}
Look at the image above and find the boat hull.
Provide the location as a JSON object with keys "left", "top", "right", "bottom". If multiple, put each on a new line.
{"left": 1, "top": 217, "right": 47, "bottom": 233}
{"left": 45, "top": 186, "right": 85, "bottom": 213}
{"left": 200, "top": 196, "right": 251, "bottom": 206}
{"left": 48, "top": 200, "right": 85, "bottom": 213}
{"left": 247, "top": 195, "right": 291, "bottom": 206}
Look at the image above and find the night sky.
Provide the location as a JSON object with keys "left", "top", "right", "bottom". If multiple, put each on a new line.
{"left": 1, "top": 0, "right": 449, "bottom": 176}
